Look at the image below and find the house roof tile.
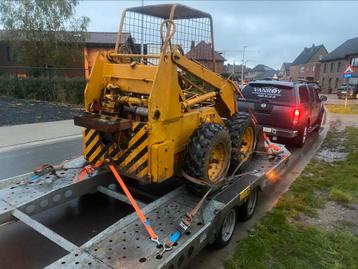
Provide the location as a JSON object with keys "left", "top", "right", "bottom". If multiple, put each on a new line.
{"left": 321, "top": 37, "right": 358, "bottom": 62}
{"left": 291, "top": 44, "right": 326, "bottom": 65}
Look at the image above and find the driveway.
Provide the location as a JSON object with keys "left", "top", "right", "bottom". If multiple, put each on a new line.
{"left": 0, "top": 97, "right": 82, "bottom": 126}
{"left": 322, "top": 93, "right": 358, "bottom": 105}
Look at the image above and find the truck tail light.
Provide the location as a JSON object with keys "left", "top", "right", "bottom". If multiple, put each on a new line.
{"left": 293, "top": 108, "right": 300, "bottom": 125}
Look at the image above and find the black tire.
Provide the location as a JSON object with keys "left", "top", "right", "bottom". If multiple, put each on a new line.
{"left": 183, "top": 123, "right": 231, "bottom": 195}
{"left": 294, "top": 122, "right": 308, "bottom": 147}
{"left": 314, "top": 110, "right": 324, "bottom": 133}
{"left": 238, "top": 187, "right": 259, "bottom": 221}
{"left": 226, "top": 112, "right": 257, "bottom": 171}
{"left": 213, "top": 208, "right": 237, "bottom": 249}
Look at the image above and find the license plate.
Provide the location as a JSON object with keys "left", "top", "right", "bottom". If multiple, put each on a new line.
{"left": 263, "top": 127, "right": 277, "bottom": 134}
{"left": 263, "top": 127, "right": 272, "bottom": 133}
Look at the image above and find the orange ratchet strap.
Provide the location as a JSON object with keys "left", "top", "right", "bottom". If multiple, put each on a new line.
{"left": 74, "top": 161, "right": 104, "bottom": 182}
{"left": 74, "top": 159, "right": 160, "bottom": 245}
{"left": 107, "top": 161, "right": 160, "bottom": 245}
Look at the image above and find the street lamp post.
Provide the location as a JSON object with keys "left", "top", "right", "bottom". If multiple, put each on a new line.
{"left": 241, "top": 46, "right": 248, "bottom": 83}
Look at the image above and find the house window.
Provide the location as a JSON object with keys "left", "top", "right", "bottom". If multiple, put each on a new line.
{"left": 337, "top": 62, "right": 341, "bottom": 72}
{"left": 335, "top": 78, "right": 339, "bottom": 90}
{"left": 328, "top": 78, "right": 332, "bottom": 89}
{"left": 321, "top": 77, "right": 325, "bottom": 88}
{"left": 351, "top": 57, "right": 358, "bottom": 67}
{"left": 312, "top": 65, "right": 315, "bottom": 72}
{"left": 330, "top": 63, "right": 335, "bottom": 72}
{"left": 323, "top": 63, "right": 327, "bottom": 73}
{"left": 300, "top": 66, "right": 305, "bottom": 73}
{"left": 6, "top": 46, "right": 16, "bottom": 62}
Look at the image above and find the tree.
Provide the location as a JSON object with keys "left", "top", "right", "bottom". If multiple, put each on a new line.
{"left": 0, "top": 0, "right": 90, "bottom": 72}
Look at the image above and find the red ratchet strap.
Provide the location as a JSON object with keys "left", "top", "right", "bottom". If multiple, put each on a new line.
{"left": 234, "top": 84, "right": 258, "bottom": 125}
{"left": 262, "top": 132, "right": 281, "bottom": 154}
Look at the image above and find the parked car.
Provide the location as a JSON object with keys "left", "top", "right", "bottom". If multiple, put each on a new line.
{"left": 238, "top": 80, "right": 327, "bottom": 147}
{"left": 337, "top": 84, "right": 358, "bottom": 99}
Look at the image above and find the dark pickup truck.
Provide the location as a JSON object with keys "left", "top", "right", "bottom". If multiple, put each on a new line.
{"left": 337, "top": 84, "right": 358, "bottom": 99}
{"left": 237, "top": 80, "right": 327, "bottom": 146}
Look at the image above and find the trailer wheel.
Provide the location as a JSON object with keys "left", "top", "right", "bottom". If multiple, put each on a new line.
{"left": 227, "top": 112, "right": 257, "bottom": 171}
{"left": 238, "top": 187, "right": 258, "bottom": 221}
{"left": 184, "top": 123, "right": 231, "bottom": 195}
{"left": 213, "top": 208, "right": 237, "bottom": 249}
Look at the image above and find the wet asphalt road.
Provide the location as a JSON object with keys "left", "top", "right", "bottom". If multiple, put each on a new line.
{"left": 0, "top": 138, "right": 82, "bottom": 179}
{"left": 0, "top": 121, "right": 328, "bottom": 269}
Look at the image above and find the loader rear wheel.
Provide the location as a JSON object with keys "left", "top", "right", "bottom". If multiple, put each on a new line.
{"left": 227, "top": 112, "right": 256, "bottom": 171}
{"left": 184, "top": 123, "right": 231, "bottom": 195}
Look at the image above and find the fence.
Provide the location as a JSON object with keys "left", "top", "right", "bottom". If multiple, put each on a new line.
{"left": 0, "top": 66, "right": 88, "bottom": 104}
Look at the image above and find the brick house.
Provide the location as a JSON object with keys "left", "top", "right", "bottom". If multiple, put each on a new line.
{"left": 186, "top": 41, "right": 226, "bottom": 73}
{"left": 319, "top": 37, "right": 358, "bottom": 93}
{"left": 247, "top": 64, "right": 277, "bottom": 81}
{"left": 278, "top": 62, "right": 291, "bottom": 80}
{"left": 0, "top": 31, "right": 133, "bottom": 78}
{"left": 223, "top": 64, "right": 252, "bottom": 81}
{"left": 289, "top": 44, "right": 328, "bottom": 82}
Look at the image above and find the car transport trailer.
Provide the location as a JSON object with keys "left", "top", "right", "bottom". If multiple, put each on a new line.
{"left": 0, "top": 144, "right": 290, "bottom": 269}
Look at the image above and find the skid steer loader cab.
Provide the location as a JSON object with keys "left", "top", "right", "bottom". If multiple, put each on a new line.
{"left": 74, "top": 4, "right": 256, "bottom": 192}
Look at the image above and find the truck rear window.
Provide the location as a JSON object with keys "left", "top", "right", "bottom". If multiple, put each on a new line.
{"left": 242, "top": 84, "right": 294, "bottom": 103}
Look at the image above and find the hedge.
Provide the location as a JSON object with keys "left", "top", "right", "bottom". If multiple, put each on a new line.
{"left": 0, "top": 76, "right": 86, "bottom": 104}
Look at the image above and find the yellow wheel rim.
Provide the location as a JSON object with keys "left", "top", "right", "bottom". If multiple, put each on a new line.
{"left": 208, "top": 143, "right": 227, "bottom": 182}
{"left": 240, "top": 127, "right": 255, "bottom": 161}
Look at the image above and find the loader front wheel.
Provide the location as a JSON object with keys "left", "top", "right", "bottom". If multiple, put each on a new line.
{"left": 227, "top": 112, "right": 257, "bottom": 171}
{"left": 184, "top": 123, "right": 231, "bottom": 195}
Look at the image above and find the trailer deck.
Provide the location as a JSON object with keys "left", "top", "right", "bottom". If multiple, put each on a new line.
{"left": 0, "top": 145, "right": 290, "bottom": 269}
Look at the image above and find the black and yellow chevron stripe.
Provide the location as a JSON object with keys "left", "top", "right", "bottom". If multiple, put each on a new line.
{"left": 82, "top": 122, "right": 149, "bottom": 180}
{"left": 82, "top": 128, "right": 108, "bottom": 164}
{"left": 114, "top": 122, "right": 148, "bottom": 179}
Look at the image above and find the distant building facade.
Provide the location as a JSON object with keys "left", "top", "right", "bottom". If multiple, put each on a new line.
{"left": 278, "top": 62, "right": 292, "bottom": 80}
{"left": 186, "top": 41, "right": 226, "bottom": 73}
{"left": 247, "top": 64, "right": 277, "bottom": 80}
{"left": 223, "top": 64, "right": 251, "bottom": 81}
{"left": 319, "top": 37, "right": 358, "bottom": 93}
{"left": 289, "top": 44, "right": 328, "bottom": 82}
{"left": 0, "top": 31, "right": 133, "bottom": 78}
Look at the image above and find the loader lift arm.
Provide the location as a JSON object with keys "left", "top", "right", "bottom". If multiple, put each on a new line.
{"left": 172, "top": 47, "right": 238, "bottom": 117}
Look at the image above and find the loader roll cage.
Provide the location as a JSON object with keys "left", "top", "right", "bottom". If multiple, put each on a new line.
{"left": 111, "top": 3, "right": 217, "bottom": 71}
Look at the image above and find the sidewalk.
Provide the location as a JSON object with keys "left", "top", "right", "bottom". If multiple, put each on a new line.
{"left": 0, "top": 120, "right": 82, "bottom": 150}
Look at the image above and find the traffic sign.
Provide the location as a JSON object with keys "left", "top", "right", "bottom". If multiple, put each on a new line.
{"left": 343, "top": 65, "right": 354, "bottom": 74}
{"left": 343, "top": 73, "right": 354, "bottom": 78}
{"left": 342, "top": 65, "right": 356, "bottom": 78}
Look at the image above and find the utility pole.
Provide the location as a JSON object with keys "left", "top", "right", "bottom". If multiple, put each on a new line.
{"left": 241, "top": 46, "right": 248, "bottom": 83}
{"left": 232, "top": 60, "right": 235, "bottom": 79}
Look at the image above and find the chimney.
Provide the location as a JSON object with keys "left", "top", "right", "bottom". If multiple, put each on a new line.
{"left": 191, "top": 41, "right": 195, "bottom": 49}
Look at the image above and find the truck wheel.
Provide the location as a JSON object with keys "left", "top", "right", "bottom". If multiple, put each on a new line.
{"left": 313, "top": 112, "right": 324, "bottom": 133}
{"left": 213, "top": 208, "right": 237, "bottom": 249}
{"left": 294, "top": 123, "right": 308, "bottom": 147}
{"left": 238, "top": 187, "right": 258, "bottom": 221}
{"left": 184, "top": 123, "right": 231, "bottom": 195}
{"left": 227, "top": 112, "right": 257, "bottom": 171}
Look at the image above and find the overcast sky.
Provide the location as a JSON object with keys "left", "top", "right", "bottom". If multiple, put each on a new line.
{"left": 76, "top": 0, "right": 358, "bottom": 69}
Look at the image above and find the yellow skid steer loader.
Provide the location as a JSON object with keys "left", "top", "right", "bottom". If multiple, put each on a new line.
{"left": 74, "top": 4, "right": 257, "bottom": 193}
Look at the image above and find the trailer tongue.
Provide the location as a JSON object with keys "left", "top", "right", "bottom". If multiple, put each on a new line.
{"left": 0, "top": 144, "right": 289, "bottom": 268}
